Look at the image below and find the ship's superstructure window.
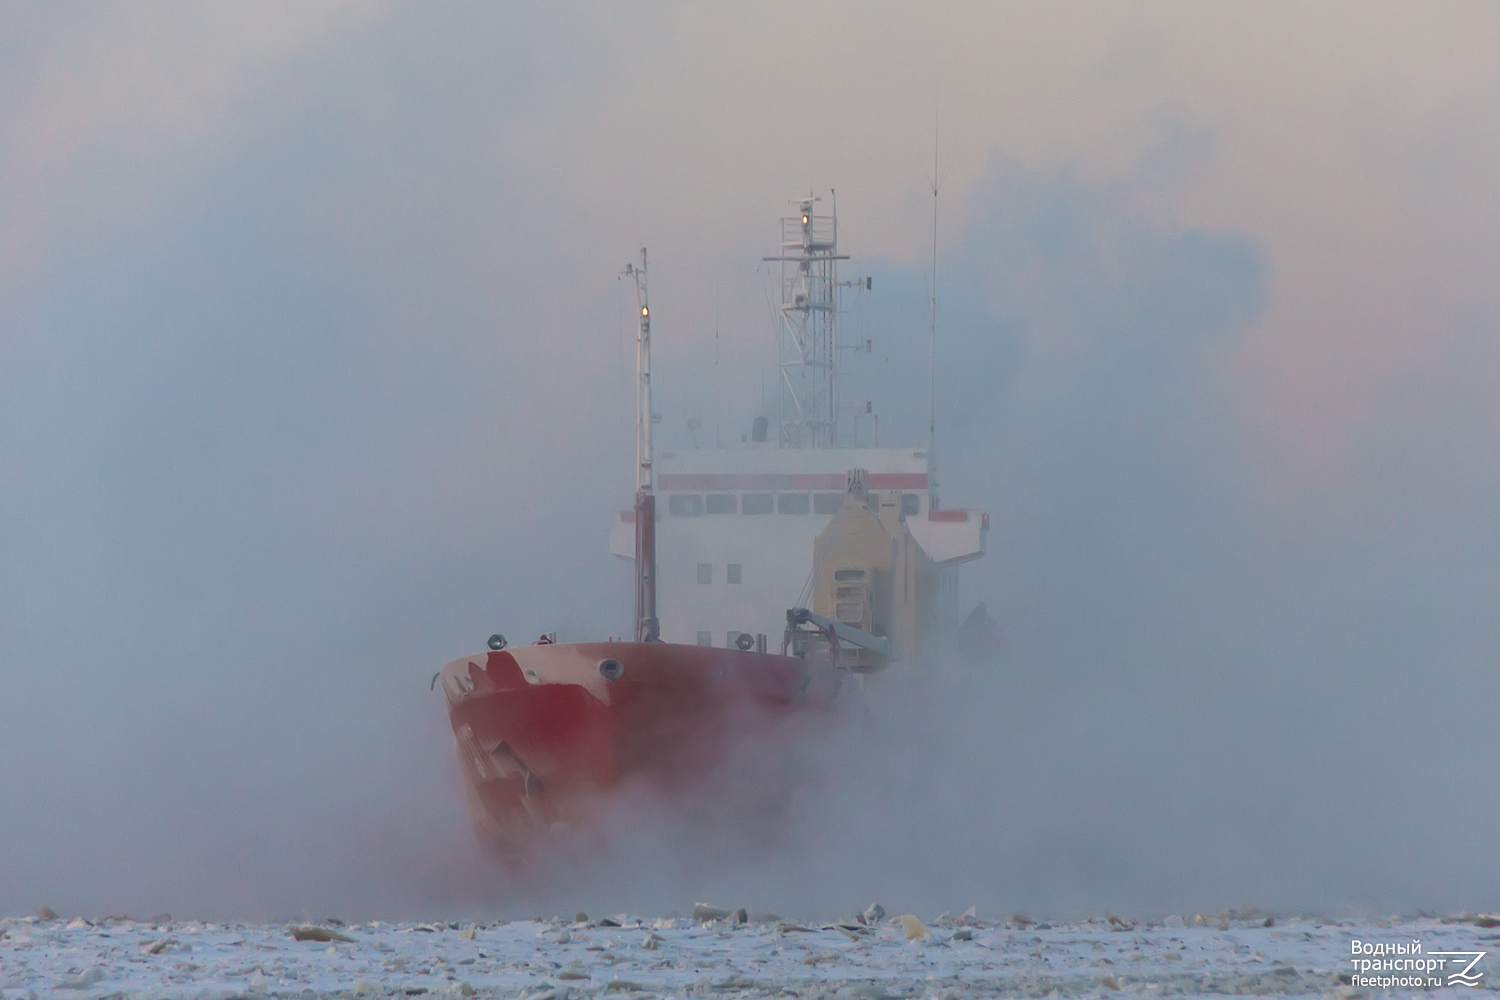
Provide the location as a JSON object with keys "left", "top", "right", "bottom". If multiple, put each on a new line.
{"left": 777, "top": 492, "right": 810, "bottom": 515}
{"left": 705, "top": 493, "right": 736, "bottom": 514}
{"left": 727, "top": 563, "right": 742, "bottom": 584}
{"left": 742, "top": 492, "right": 773, "bottom": 515}
{"left": 835, "top": 577, "right": 867, "bottom": 623}
{"left": 696, "top": 631, "right": 711, "bottom": 646}
{"left": 901, "top": 492, "right": 920, "bottom": 516}
{"left": 833, "top": 568, "right": 868, "bottom": 622}
{"left": 669, "top": 494, "right": 703, "bottom": 516}
{"left": 697, "top": 562, "right": 712, "bottom": 584}
{"left": 813, "top": 492, "right": 842, "bottom": 515}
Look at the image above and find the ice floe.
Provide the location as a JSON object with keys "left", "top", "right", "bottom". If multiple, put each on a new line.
{"left": 0, "top": 909, "right": 1495, "bottom": 997}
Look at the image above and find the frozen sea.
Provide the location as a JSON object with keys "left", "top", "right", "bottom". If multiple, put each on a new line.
{"left": 1, "top": 909, "right": 1495, "bottom": 999}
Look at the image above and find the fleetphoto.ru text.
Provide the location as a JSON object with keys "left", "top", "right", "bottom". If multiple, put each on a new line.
{"left": 1350, "top": 938, "right": 1486, "bottom": 989}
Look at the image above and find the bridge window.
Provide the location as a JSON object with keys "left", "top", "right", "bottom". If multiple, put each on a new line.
{"left": 777, "top": 492, "right": 810, "bottom": 515}
{"left": 668, "top": 494, "right": 703, "bottom": 516}
{"left": 901, "top": 493, "right": 920, "bottom": 516}
{"left": 727, "top": 563, "right": 742, "bottom": 584}
{"left": 705, "top": 493, "right": 736, "bottom": 514}
{"left": 813, "top": 492, "right": 842, "bottom": 515}
{"left": 741, "top": 492, "right": 773, "bottom": 515}
{"left": 696, "top": 631, "right": 711, "bottom": 646}
{"left": 697, "top": 562, "right": 712, "bottom": 584}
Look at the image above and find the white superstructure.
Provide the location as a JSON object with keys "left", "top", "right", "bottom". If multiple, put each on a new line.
{"left": 610, "top": 198, "right": 986, "bottom": 650}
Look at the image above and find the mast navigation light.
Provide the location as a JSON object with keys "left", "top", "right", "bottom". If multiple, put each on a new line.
{"left": 641, "top": 306, "right": 649, "bottom": 317}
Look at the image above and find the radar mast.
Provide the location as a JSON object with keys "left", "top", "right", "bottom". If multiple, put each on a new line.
{"left": 765, "top": 196, "right": 849, "bottom": 448}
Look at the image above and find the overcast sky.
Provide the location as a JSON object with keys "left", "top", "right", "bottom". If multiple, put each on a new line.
{"left": 2, "top": 2, "right": 1497, "bottom": 920}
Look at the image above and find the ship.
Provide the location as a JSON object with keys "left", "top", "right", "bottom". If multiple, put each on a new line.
{"left": 436, "top": 197, "right": 989, "bottom": 862}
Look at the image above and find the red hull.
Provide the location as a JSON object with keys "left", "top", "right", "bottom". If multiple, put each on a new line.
{"left": 438, "top": 641, "right": 842, "bottom": 859}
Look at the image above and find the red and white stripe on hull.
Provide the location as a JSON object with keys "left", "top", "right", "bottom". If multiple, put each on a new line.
{"left": 438, "top": 641, "right": 844, "bottom": 861}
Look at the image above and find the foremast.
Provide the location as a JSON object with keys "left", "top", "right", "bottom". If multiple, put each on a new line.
{"left": 625, "top": 249, "right": 659, "bottom": 642}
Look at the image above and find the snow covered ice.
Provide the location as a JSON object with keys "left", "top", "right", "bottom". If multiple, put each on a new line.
{"left": 1, "top": 910, "right": 1496, "bottom": 998}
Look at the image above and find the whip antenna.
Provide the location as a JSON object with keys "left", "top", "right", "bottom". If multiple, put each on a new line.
{"left": 928, "top": 93, "right": 940, "bottom": 510}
